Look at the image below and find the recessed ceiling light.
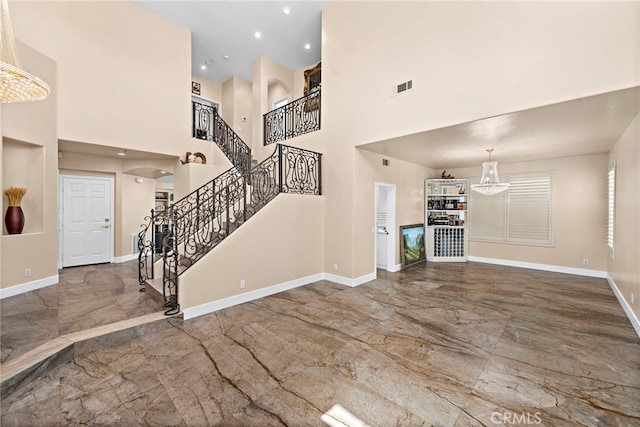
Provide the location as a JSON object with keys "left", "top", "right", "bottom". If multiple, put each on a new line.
{"left": 304, "top": 43, "right": 311, "bottom": 50}
{"left": 254, "top": 32, "right": 261, "bottom": 39}
{"left": 223, "top": 55, "right": 230, "bottom": 60}
{"left": 200, "top": 64, "right": 207, "bottom": 70}
{"left": 282, "top": 7, "right": 290, "bottom": 15}
{"left": 117, "top": 151, "right": 126, "bottom": 156}
{"left": 160, "top": 170, "right": 167, "bottom": 174}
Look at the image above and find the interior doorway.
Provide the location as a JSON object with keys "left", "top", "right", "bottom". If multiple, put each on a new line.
{"left": 59, "top": 175, "right": 114, "bottom": 267}
{"left": 375, "top": 182, "right": 397, "bottom": 272}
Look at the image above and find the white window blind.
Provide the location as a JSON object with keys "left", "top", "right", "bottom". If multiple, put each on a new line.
{"left": 607, "top": 162, "right": 616, "bottom": 256}
{"left": 468, "top": 188, "right": 506, "bottom": 242}
{"left": 470, "top": 172, "right": 553, "bottom": 246}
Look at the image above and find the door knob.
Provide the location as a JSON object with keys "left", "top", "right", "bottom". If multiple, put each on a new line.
{"left": 102, "top": 224, "right": 110, "bottom": 229}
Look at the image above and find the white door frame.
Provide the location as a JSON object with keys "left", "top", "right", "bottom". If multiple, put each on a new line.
{"left": 374, "top": 182, "right": 398, "bottom": 273}
{"left": 58, "top": 174, "right": 115, "bottom": 269}
{"left": 192, "top": 94, "right": 222, "bottom": 116}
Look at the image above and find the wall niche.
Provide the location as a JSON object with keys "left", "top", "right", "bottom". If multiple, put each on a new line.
{"left": 2, "top": 138, "right": 45, "bottom": 234}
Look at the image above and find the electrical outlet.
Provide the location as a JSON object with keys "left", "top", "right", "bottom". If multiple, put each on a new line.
{"left": 333, "top": 263, "right": 338, "bottom": 271}
{"left": 24, "top": 268, "right": 32, "bottom": 277}
{"left": 240, "top": 279, "right": 246, "bottom": 289}
{"left": 582, "top": 259, "right": 589, "bottom": 266}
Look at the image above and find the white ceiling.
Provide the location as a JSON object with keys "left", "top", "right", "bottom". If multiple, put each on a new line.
{"left": 58, "top": 140, "right": 177, "bottom": 179}
{"left": 359, "top": 87, "right": 640, "bottom": 170}
{"left": 58, "top": 140, "right": 176, "bottom": 161}
{"left": 133, "top": 0, "right": 329, "bottom": 83}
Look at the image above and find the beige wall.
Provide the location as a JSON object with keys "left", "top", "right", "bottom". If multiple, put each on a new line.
{"left": 179, "top": 194, "right": 324, "bottom": 310}
{"left": 320, "top": 1, "right": 639, "bottom": 281}
{"left": 218, "top": 77, "right": 253, "bottom": 146}
{"left": 173, "top": 162, "right": 228, "bottom": 201}
{"left": 1, "top": 41, "right": 57, "bottom": 288}
{"left": 232, "top": 77, "right": 253, "bottom": 145}
{"left": 9, "top": 1, "right": 192, "bottom": 157}
{"left": 251, "top": 56, "right": 294, "bottom": 154}
{"left": 324, "top": 2, "right": 638, "bottom": 147}
{"left": 608, "top": 115, "right": 640, "bottom": 322}
{"left": 121, "top": 175, "right": 156, "bottom": 257}
{"left": 447, "top": 154, "right": 609, "bottom": 272}
{"left": 354, "top": 149, "right": 433, "bottom": 271}
{"left": 268, "top": 83, "right": 289, "bottom": 109}
{"left": 191, "top": 74, "right": 223, "bottom": 107}
{"left": 222, "top": 78, "right": 235, "bottom": 124}
{"left": 3, "top": 0, "right": 636, "bottom": 320}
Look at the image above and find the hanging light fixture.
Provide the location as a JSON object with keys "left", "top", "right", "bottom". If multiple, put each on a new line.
{"left": 470, "top": 149, "right": 510, "bottom": 195}
{"left": 0, "top": 0, "right": 50, "bottom": 103}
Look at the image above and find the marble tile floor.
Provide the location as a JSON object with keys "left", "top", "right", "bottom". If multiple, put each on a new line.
{"left": 2, "top": 262, "right": 639, "bottom": 426}
{"left": 1, "top": 260, "right": 162, "bottom": 365}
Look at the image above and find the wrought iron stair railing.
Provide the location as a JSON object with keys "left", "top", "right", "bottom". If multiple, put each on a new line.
{"left": 192, "top": 101, "right": 252, "bottom": 177}
{"left": 138, "top": 143, "right": 322, "bottom": 315}
{"left": 263, "top": 88, "right": 321, "bottom": 145}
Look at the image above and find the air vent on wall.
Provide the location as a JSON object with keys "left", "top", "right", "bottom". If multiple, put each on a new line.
{"left": 392, "top": 80, "right": 413, "bottom": 96}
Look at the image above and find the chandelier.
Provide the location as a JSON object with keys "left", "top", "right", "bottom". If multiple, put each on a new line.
{"left": 470, "top": 149, "right": 510, "bottom": 195}
{"left": 0, "top": 0, "right": 50, "bottom": 103}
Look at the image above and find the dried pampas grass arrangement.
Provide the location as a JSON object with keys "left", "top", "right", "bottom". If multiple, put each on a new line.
{"left": 4, "top": 186, "right": 26, "bottom": 206}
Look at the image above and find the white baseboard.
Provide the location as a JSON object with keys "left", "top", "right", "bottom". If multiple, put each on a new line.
{"left": 376, "top": 264, "right": 402, "bottom": 273}
{"left": 468, "top": 256, "right": 607, "bottom": 278}
{"left": 0, "top": 275, "right": 59, "bottom": 300}
{"left": 324, "top": 271, "right": 376, "bottom": 288}
{"left": 114, "top": 254, "right": 138, "bottom": 263}
{"left": 183, "top": 273, "right": 325, "bottom": 320}
{"left": 182, "top": 271, "right": 378, "bottom": 320}
{"left": 388, "top": 264, "right": 402, "bottom": 273}
{"left": 606, "top": 274, "right": 640, "bottom": 338}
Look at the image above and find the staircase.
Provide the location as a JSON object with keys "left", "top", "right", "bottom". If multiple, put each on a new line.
{"left": 138, "top": 107, "right": 322, "bottom": 315}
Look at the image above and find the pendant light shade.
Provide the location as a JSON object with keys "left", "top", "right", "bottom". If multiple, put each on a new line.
{"left": 0, "top": 0, "right": 50, "bottom": 103}
{"left": 470, "top": 149, "right": 510, "bottom": 195}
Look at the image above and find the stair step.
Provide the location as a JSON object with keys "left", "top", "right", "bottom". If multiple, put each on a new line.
{"left": 144, "top": 278, "right": 165, "bottom": 308}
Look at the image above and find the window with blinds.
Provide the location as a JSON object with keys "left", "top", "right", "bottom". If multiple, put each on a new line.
{"left": 607, "top": 162, "right": 616, "bottom": 257}
{"left": 469, "top": 172, "right": 553, "bottom": 246}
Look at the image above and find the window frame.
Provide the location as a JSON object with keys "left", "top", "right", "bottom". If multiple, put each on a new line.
{"left": 607, "top": 162, "right": 616, "bottom": 258}
{"left": 469, "top": 171, "right": 554, "bottom": 247}
{"left": 272, "top": 96, "right": 288, "bottom": 110}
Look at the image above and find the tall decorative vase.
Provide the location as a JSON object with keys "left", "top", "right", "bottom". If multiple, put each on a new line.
{"left": 5, "top": 206, "right": 25, "bottom": 234}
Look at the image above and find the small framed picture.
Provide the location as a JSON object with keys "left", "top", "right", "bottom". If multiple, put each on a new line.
{"left": 191, "top": 81, "right": 201, "bottom": 95}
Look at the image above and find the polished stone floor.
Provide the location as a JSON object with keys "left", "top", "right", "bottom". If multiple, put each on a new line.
{"left": 1, "top": 261, "right": 639, "bottom": 426}
{"left": 1, "top": 261, "right": 160, "bottom": 364}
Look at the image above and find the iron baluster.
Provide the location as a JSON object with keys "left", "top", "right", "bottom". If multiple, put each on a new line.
{"left": 142, "top": 104, "right": 323, "bottom": 316}
{"left": 262, "top": 88, "right": 321, "bottom": 145}
{"left": 225, "top": 186, "right": 230, "bottom": 236}
{"left": 278, "top": 144, "right": 283, "bottom": 193}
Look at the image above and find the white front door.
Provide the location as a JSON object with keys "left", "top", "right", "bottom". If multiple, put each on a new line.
{"left": 62, "top": 176, "right": 113, "bottom": 267}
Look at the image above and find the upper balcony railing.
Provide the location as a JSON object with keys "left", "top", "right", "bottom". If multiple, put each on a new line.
{"left": 263, "top": 88, "right": 321, "bottom": 145}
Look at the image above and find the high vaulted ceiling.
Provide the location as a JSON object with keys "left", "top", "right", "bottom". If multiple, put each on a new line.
{"left": 58, "top": 3, "right": 637, "bottom": 176}
{"left": 133, "top": 1, "right": 329, "bottom": 83}
{"left": 359, "top": 87, "right": 640, "bottom": 170}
